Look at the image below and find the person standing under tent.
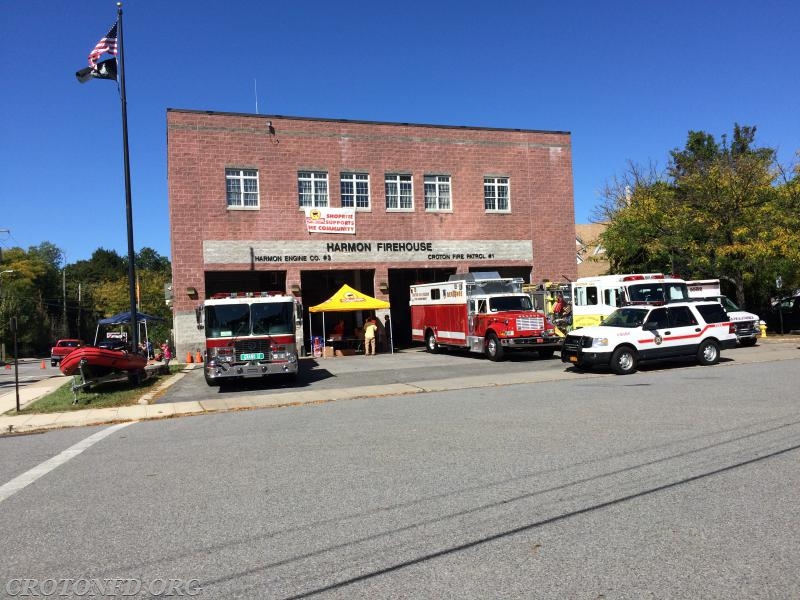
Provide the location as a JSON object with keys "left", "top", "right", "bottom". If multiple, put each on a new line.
{"left": 384, "top": 314, "right": 392, "bottom": 351}
{"left": 363, "top": 317, "right": 378, "bottom": 356}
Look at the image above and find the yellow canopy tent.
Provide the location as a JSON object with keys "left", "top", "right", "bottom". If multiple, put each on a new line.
{"left": 308, "top": 284, "right": 393, "bottom": 354}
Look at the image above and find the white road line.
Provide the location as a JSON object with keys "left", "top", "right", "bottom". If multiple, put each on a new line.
{"left": 0, "top": 422, "right": 135, "bottom": 503}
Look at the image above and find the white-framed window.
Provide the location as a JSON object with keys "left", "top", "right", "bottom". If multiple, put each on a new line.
{"left": 340, "top": 172, "right": 370, "bottom": 210}
{"left": 298, "top": 171, "right": 329, "bottom": 208}
{"left": 385, "top": 174, "right": 413, "bottom": 210}
{"left": 484, "top": 176, "right": 510, "bottom": 212}
{"left": 424, "top": 175, "right": 452, "bottom": 211}
{"left": 226, "top": 168, "right": 259, "bottom": 208}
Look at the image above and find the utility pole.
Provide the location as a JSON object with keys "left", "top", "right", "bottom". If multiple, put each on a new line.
{"left": 62, "top": 267, "right": 67, "bottom": 337}
{"left": 77, "top": 283, "right": 82, "bottom": 339}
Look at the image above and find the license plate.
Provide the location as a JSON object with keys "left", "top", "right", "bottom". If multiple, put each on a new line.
{"left": 569, "top": 355, "right": 577, "bottom": 363}
{"left": 535, "top": 338, "right": 543, "bottom": 343}
{"left": 240, "top": 352, "right": 265, "bottom": 361}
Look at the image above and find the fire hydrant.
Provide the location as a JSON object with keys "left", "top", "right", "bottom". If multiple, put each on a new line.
{"left": 759, "top": 322, "right": 767, "bottom": 338}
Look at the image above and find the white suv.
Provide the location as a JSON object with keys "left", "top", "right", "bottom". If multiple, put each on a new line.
{"left": 561, "top": 301, "right": 737, "bottom": 374}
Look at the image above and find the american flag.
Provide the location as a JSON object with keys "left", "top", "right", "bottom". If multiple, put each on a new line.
{"left": 88, "top": 23, "right": 118, "bottom": 69}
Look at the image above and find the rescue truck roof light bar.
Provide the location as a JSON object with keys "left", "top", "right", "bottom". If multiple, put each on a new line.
{"left": 446, "top": 272, "right": 525, "bottom": 296}
{"left": 210, "top": 291, "right": 287, "bottom": 299}
{"left": 620, "top": 274, "right": 665, "bottom": 282}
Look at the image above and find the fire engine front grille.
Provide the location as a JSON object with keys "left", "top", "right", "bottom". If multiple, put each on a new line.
{"left": 516, "top": 317, "right": 544, "bottom": 331}
{"left": 234, "top": 339, "right": 270, "bottom": 361}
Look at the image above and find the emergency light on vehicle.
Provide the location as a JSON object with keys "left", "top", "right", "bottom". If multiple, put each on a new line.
{"left": 621, "top": 274, "right": 665, "bottom": 281}
{"left": 210, "top": 291, "right": 286, "bottom": 299}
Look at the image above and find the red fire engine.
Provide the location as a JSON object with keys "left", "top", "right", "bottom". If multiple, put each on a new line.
{"left": 410, "top": 272, "right": 562, "bottom": 361}
{"left": 197, "top": 291, "right": 301, "bottom": 386}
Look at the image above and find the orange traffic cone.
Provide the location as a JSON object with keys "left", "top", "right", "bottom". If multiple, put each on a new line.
{"left": 41, "top": 359, "right": 47, "bottom": 369}
{"left": 195, "top": 351, "right": 203, "bottom": 363}
{"left": 186, "top": 351, "right": 193, "bottom": 363}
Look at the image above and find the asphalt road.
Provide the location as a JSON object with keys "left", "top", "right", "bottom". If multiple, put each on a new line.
{"left": 2, "top": 353, "right": 799, "bottom": 599}
{"left": 0, "top": 359, "right": 63, "bottom": 390}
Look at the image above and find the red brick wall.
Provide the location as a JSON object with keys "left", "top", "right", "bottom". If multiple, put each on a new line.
{"left": 167, "top": 109, "right": 576, "bottom": 315}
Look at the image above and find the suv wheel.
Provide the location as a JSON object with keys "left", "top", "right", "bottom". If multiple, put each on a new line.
{"left": 697, "top": 339, "right": 720, "bottom": 365}
{"left": 610, "top": 346, "right": 637, "bottom": 375}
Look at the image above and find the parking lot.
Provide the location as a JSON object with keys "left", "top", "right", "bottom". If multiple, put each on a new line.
{"left": 154, "top": 337, "right": 800, "bottom": 405}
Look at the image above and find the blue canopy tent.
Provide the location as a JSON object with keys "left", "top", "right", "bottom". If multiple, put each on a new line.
{"left": 94, "top": 311, "right": 165, "bottom": 351}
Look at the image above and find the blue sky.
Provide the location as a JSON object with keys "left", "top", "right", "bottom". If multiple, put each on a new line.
{"left": 1, "top": 0, "right": 797, "bottom": 263}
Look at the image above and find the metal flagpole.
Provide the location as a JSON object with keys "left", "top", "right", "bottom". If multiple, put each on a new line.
{"left": 116, "top": 2, "right": 138, "bottom": 353}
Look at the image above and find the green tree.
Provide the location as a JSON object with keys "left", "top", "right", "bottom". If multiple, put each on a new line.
{"left": 69, "top": 248, "right": 126, "bottom": 285}
{"left": 0, "top": 246, "right": 59, "bottom": 355}
{"left": 596, "top": 124, "right": 799, "bottom": 311}
{"left": 2, "top": 244, "right": 172, "bottom": 356}
{"left": 136, "top": 247, "right": 171, "bottom": 274}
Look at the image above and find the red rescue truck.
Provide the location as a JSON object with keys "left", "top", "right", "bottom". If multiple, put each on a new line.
{"left": 197, "top": 291, "right": 301, "bottom": 386}
{"left": 410, "top": 272, "right": 561, "bottom": 361}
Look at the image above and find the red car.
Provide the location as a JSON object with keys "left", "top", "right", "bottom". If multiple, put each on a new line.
{"left": 50, "top": 339, "right": 84, "bottom": 367}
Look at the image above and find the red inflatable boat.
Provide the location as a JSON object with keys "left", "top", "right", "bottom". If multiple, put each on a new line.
{"left": 59, "top": 346, "right": 147, "bottom": 377}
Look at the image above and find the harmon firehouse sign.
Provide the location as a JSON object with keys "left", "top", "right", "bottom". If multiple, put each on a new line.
{"left": 203, "top": 240, "right": 533, "bottom": 264}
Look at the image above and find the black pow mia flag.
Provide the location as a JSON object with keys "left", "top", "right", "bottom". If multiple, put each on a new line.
{"left": 76, "top": 57, "right": 117, "bottom": 83}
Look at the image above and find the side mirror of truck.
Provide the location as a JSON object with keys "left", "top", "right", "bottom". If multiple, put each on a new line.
{"left": 195, "top": 306, "right": 204, "bottom": 330}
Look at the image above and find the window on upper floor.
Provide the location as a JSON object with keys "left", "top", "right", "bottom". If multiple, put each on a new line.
{"left": 385, "top": 174, "right": 413, "bottom": 211}
{"left": 298, "top": 171, "right": 329, "bottom": 208}
{"left": 340, "top": 172, "right": 370, "bottom": 210}
{"left": 424, "top": 175, "right": 452, "bottom": 211}
{"left": 226, "top": 168, "right": 259, "bottom": 209}
{"left": 484, "top": 176, "right": 510, "bottom": 212}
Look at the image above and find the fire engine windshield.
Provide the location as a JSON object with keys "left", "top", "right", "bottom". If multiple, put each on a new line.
{"left": 251, "top": 302, "right": 293, "bottom": 335}
{"left": 627, "top": 282, "right": 689, "bottom": 304}
{"left": 205, "top": 302, "right": 294, "bottom": 338}
{"left": 603, "top": 307, "right": 648, "bottom": 328}
{"left": 489, "top": 295, "right": 533, "bottom": 312}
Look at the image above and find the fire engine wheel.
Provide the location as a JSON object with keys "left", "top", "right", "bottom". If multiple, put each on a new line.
{"left": 697, "top": 339, "right": 720, "bottom": 366}
{"left": 610, "top": 346, "right": 637, "bottom": 375}
{"left": 485, "top": 333, "right": 504, "bottom": 361}
{"left": 426, "top": 331, "right": 439, "bottom": 354}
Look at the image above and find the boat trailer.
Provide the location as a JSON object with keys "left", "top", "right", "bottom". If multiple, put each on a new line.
{"left": 70, "top": 358, "right": 152, "bottom": 404}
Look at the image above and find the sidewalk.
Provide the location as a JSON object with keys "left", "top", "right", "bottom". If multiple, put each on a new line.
{"left": 1, "top": 336, "right": 797, "bottom": 435}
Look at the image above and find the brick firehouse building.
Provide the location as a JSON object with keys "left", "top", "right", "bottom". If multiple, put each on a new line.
{"left": 166, "top": 108, "right": 576, "bottom": 357}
